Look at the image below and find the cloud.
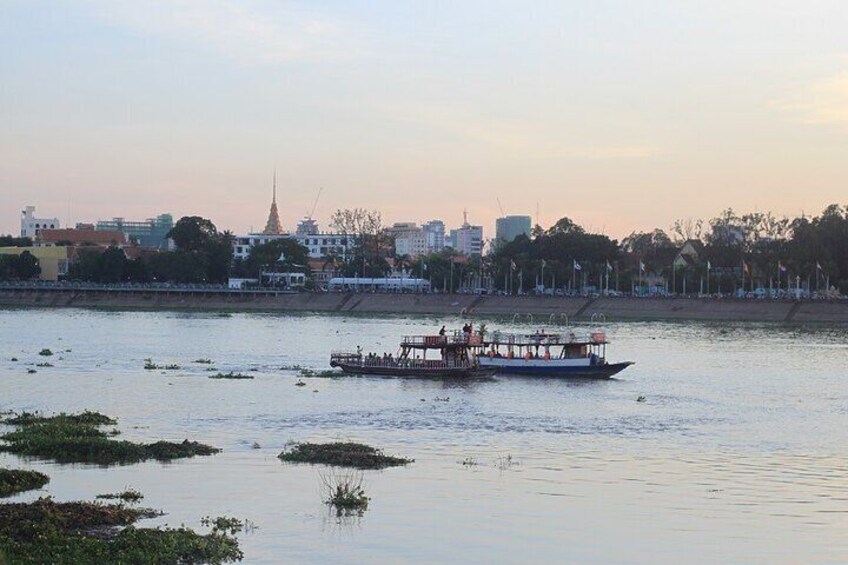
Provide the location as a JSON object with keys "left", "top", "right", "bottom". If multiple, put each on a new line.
{"left": 772, "top": 70, "right": 848, "bottom": 128}
{"left": 85, "top": 0, "right": 358, "bottom": 64}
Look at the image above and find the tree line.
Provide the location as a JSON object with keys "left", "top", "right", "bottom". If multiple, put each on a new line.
{"left": 2, "top": 204, "right": 846, "bottom": 293}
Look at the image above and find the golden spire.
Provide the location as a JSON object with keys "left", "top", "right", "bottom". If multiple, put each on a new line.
{"left": 263, "top": 170, "right": 283, "bottom": 235}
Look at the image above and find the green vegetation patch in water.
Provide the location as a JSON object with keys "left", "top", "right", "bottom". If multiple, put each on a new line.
{"left": 96, "top": 489, "right": 144, "bottom": 503}
{"left": 0, "top": 411, "right": 220, "bottom": 466}
{"left": 0, "top": 469, "right": 49, "bottom": 498}
{"left": 298, "top": 368, "right": 341, "bottom": 379}
{"left": 208, "top": 372, "right": 254, "bottom": 380}
{"left": 278, "top": 442, "right": 413, "bottom": 470}
{"left": 0, "top": 497, "right": 242, "bottom": 564}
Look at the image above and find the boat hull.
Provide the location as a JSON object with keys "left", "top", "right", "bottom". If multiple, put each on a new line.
{"left": 477, "top": 358, "right": 633, "bottom": 378}
{"left": 330, "top": 361, "right": 496, "bottom": 378}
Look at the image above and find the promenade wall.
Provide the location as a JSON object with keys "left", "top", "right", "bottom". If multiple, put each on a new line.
{"left": 2, "top": 288, "right": 848, "bottom": 323}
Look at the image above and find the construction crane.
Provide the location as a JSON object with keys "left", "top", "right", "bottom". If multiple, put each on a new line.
{"left": 307, "top": 187, "right": 323, "bottom": 221}
{"left": 496, "top": 198, "right": 505, "bottom": 217}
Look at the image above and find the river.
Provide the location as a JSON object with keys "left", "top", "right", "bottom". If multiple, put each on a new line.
{"left": 1, "top": 309, "right": 847, "bottom": 563}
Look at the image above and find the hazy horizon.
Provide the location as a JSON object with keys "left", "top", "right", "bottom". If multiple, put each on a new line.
{"left": 2, "top": 1, "right": 847, "bottom": 239}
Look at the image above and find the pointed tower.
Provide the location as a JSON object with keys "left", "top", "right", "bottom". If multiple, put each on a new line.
{"left": 263, "top": 171, "right": 283, "bottom": 235}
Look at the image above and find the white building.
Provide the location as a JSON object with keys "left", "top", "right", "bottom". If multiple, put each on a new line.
{"left": 386, "top": 222, "right": 428, "bottom": 258}
{"left": 395, "top": 233, "right": 427, "bottom": 257}
{"left": 448, "top": 213, "right": 483, "bottom": 256}
{"left": 295, "top": 233, "right": 354, "bottom": 259}
{"left": 422, "top": 220, "right": 446, "bottom": 253}
{"left": 21, "top": 206, "right": 60, "bottom": 239}
{"left": 232, "top": 233, "right": 354, "bottom": 261}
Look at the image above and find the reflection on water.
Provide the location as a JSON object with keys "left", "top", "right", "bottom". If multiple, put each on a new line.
{"left": 1, "top": 309, "right": 848, "bottom": 563}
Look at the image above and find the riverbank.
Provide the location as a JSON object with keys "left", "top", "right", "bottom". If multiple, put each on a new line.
{"left": 1, "top": 288, "right": 847, "bottom": 322}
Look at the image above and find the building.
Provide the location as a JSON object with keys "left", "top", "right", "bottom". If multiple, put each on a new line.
{"left": 95, "top": 214, "right": 173, "bottom": 250}
{"left": 232, "top": 234, "right": 288, "bottom": 261}
{"left": 495, "top": 215, "right": 531, "bottom": 246}
{"left": 37, "top": 226, "right": 129, "bottom": 248}
{"left": 385, "top": 222, "right": 427, "bottom": 258}
{"left": 0, "top": 246, "right": 70, "bottom": 281}
{"left": 295, "top": 233, "right": 354, "bottom": 259}
{"left": 20, "top": 206, "right": 60, "bottom": 239}
{"left": 448, "top": 213, "right": 483, "bottom": 256}
{"left": 422, "top": 220, "right": 446, "bottom": 253}
{"left": 232, "top": 232, "right": 354, "bottom": 261}
{"left": 296, "top": 218, "right": 319, "bottom": 236}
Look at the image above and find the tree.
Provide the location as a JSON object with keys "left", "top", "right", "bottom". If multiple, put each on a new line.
{"left": 0, "top": 252, "right": 40, "bottom": 280}
{"left": 330, "top": 208, "right": 389, "bottom": 277}
{"left": 244, "top": 239, "right": 309, "bottom": 278}
{"left": 670, "top": 217, "right": 704, "bottom": 245}
{"left": 98, "top": 246, "right": 128, "bottom": 283}
{"left": 0, "top": 236, "right": 33, "bottom": 247}
{"left": 167, "top": 216, "right": 219, "bottom": 252}
{"left": 204, "top": 231, "right": 234, "bottom": 284}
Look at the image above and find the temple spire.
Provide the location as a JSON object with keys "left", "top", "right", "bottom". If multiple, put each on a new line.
{"left": 263, "top": 171, "right": 283, "bottom": 235}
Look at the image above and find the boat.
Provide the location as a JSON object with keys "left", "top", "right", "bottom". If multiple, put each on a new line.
{"left": 473, "top": 328, "right": 633, "bottom": 378}
{"left": 330, "top": 331, "right": 496, "bottom": 378}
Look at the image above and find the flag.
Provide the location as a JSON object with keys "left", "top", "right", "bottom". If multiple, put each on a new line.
{"left": 778, "top": 261, "right": 787, "bottom": 273}
{"left": 573, "top": 260, "right": 582, "bottom": 271}
{"left": 510, "top": 259, "right": 517, "bottom": 271}
{"left": 422, "top": 262, "right": 427, "bottom": 272}
{"left": 639, "top": 260, "right": 645, "bottom": 272}
{"left": 742, "top": 261, "right": 749, "bottom": 274}
{"left": 706, "top": 260, "right": 711, "bottom": 270}
{"left": 606, "top": 260, "right": 613, "bottom": 271}
{"left": 541, "top": 259, "right": 547, "bottom": 268}
{"left": 816, "top": 261, "right": 822, "bottom": 271}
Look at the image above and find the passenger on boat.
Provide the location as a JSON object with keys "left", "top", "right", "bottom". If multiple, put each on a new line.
{"left": 439, "top": 325, "right": 446, "bottom": 336}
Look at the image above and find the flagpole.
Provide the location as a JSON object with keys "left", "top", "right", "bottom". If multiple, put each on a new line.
{"left": 571, "top": 261, "right": 576, "bottom": 295}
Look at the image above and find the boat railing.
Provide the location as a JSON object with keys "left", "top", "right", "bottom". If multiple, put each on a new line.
{"left": 400, "top": 334, "right": 482, "bottom": 347}
{"left": 332, "top": 354, "right": 469, "bottom": 369}
{"left": 485, "top": 330, "right": 608, "bottom": 346}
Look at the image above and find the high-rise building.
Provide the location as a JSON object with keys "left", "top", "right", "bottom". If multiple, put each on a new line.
{"left": 96, "top": 214, "right": 173, "bottom": 249}
{"left": 386, "top": 222, "right": 427, "bottom": 258}
{"left": 422, "top": 220, "right": 446, "bottom": 253}
{"left": 448, "top": 212, "right": 483, "bottom": 256}
{"left": 20, "top": 206, "right": 60, "bottom": 239}
{"left": 495, "top": 215, "right": 531, "bottom": 246}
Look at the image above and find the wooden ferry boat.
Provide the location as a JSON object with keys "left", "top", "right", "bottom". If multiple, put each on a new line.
{"left": 329, "top": 332, "right": 496, "bottom": 378}
{"left": 474, "top": 329, "right": 633, "bottom": 378}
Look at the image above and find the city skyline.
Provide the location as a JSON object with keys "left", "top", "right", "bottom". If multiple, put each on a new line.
{"left": 2, "top": 2, "right": 847, "bottom": 239}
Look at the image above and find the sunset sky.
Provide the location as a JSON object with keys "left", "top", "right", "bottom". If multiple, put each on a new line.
{"left": 2, "top": 1, "right": 847, "bottom": 240}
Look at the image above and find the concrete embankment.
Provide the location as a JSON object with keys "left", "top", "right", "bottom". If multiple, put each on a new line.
{"left": 2, "top": 288, "right": 848, "bottom": 323}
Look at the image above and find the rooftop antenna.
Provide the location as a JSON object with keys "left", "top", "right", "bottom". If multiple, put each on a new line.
{"left": 536, "top": 201, "right": 540, "bottom": 227}
{"left": 272, "top": 169, "right": 277, "bottom": 204}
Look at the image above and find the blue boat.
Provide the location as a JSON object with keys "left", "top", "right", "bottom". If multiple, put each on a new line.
{"left": 474, "top": 329, "right": 633, "bottom": 378}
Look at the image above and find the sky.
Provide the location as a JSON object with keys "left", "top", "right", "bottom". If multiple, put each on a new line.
{"left": 2, "top": 1, "right": 847, "bottom": 240}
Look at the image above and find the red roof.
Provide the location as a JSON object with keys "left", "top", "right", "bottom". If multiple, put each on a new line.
{"left": 38, "top": 229, "right": 129, "bottom": 246}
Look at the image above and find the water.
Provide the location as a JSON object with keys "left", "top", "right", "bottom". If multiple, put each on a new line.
{"left": 1, "top": 309, "right": 847, "bottom": 563}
